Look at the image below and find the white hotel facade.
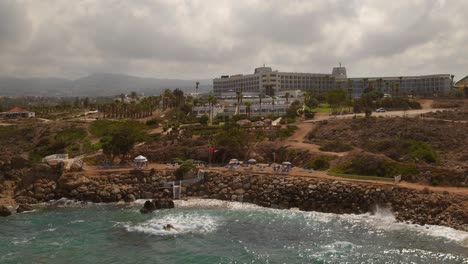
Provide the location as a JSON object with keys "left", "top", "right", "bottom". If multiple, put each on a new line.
{"left": 192, "top": 66, "right": 453, "bottom": 118}
{"left": 213, "top": 66, "right": 452, "bottom": 97}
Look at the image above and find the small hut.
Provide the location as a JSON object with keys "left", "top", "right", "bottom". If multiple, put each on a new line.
{"left": 134, "top": 155, "right": 148, "bottom": 169}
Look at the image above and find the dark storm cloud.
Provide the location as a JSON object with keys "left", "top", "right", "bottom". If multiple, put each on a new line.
{"left": 0, "top": 0, "right": 467, "bottom": 80}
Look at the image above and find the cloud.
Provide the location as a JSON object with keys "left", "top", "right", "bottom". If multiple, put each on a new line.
{"left": 0, "top": 0, "right": 467, "bottom": 80}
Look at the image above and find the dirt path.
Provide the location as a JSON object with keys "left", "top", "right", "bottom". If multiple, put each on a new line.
{"left": 303, "top": 108, "right": 452, "bottom": 123}
{"left": 82, "top": 163, "right": 468, "bottom": 197}
{"left": 417, "top": 99, "right": 435, "bottom": 110}
{"left": 282, "top": 122, "right": 348, "bottom": 156}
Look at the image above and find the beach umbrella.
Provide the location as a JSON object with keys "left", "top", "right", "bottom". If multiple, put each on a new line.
{"left": 134, "top": 155, "right": 148, "bottom": 162}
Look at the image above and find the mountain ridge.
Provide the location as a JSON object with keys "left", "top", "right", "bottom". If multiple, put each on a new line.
{"left": 0, "top": 73, "right": 212, "bottom": 97}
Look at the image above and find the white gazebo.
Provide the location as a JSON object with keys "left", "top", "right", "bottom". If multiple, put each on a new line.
{"left": 134, "top": 155, "right": 148, "bottom": 169}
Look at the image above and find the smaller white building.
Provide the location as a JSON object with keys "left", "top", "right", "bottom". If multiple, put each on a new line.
{"left": 0, "top": 107, "right": 35, "bottom": 119}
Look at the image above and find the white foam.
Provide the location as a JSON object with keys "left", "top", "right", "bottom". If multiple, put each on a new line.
{"left": 176, "top": 200, "right": 468, "bottom": 246}
{"left": 11, "top": 236, "right": 35, "bottom": 245}
{"left": 332, "top": 206, "right": 468, "bottom": 245}
{"left": 69, "top": 220, "right": 85, "bottom": 224}
{"left": 174, "top": 199, "right": 261, "bottom": 210}
{"left": 123, "top": 212, "right": 220, "bottom": 236}
{"left": 44, "top": 198, "right": 90, "bottom": 207}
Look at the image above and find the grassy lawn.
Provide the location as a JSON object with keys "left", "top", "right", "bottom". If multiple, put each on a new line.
{"left": 328, "top": 172, "right": 394, "bottom": 182}
{"left": 313, "top": 107, "right": 332, "bottom": 113}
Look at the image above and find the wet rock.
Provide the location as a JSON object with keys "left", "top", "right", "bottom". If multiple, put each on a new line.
{"left": 0, "top": 205, "right": 11, "bottom": 217}
{"left": 140, "top": 198, "right": 174, "bottom": 214}
{"left": 140, "top": 200, "right": 156, "bottom": 214}
{"left": 16, "top": 203, "right": 33, "bottom": 213}
{"left": 125, "top": 194, "right": 136, "bottom": 203}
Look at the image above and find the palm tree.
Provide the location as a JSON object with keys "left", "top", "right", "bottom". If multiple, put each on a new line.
{"left": 377, "top": 78, "right": 383, "bottom": 92}
{"left": 236, "top": 91, "right": 243, "bottom": 115}
{"left": 245, "top": 102, "right": 252, "bottom": 118}
{"left": 285, "top": 92, "right": 290, "bottom": 104}
{"left": 347, "top": 79, "right": 353, "bottom": 100}
{"left": 258, "top": 94, "right": 264, "bottom": 116}
{"left": 362, "top": 78, "right": 369, "bottom": 93}
{"left": 208, "top": 94, "right": 214, "bottom": 123}
{"left": 271, "top": 96, "right": 277, "bottom": 116}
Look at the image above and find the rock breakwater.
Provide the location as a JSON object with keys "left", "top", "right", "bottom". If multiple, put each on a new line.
{"left": 11, "top": 170, "right": 468, "bottom": 231}
{"left": 189, "top": 173, "right": 468, "bottom": 231}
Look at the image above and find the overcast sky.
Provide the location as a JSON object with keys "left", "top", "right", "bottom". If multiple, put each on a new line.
{"left": 0, "top": 0, "right": 467, "bottom": 80}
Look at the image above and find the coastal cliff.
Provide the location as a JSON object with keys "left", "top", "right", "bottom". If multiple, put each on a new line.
{"left": 9, "top": 170, "right": 468, "bottom": 231}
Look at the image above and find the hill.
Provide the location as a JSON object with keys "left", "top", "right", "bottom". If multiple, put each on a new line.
{"left": 0, "top": 73, "right": 212, "bottom": 97}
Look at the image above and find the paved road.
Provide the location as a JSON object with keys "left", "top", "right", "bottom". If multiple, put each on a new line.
{"left": 304, "top": 108, "right": 451, "bottom": 122}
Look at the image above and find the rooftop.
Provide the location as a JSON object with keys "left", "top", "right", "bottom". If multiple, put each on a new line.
{"left": 7, "top": 107, "right": 29, "bottom": 113}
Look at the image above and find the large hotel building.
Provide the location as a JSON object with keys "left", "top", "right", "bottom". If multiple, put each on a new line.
{"left": 213, "top": 66, "right": 453, "bottom": 97}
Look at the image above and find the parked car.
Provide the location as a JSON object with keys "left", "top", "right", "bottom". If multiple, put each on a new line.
{"left": 375, "top": 108, "right": 386, "bottom": 112}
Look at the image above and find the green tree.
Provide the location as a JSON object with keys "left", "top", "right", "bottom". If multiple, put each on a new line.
{"left": 327, "top": 89, "right": 347, "bottom": 114}
{"left": 213, "top": 124, "right": 252, "bottom": 163}
{"left": 199, "top": 114, "right": 209, "bottom": 125}
{"left": 208, "top": 94, "right": 215, "bottom": 123}
{"left": 101, "top": 121, "right": 145, "bottom": 163}
{"left": 173, "top": 89, "right": 185, "bottom": 108}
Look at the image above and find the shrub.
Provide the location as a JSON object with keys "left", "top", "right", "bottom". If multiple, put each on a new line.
{"left": 198, "top": 115, "right": 209, "bottom": 125}
{"left": 280, "top": 117, "right": 296, "bottom": 124}
{"left": 90, "top": 120, "right": 117, "bottom": 137}
{"left": 305, "top": 155, "right": 336, "bottom": 170}
{"left": 319, "top": 140, "right": 353, "bottom": 152}
{"left": 271, "top": 125, "right": 298, "bottom": 140}
{"left": 174, "top": 163, "right": 197, "bottom": 181}
{"left": 365, "top": 139, "right": 438, "bottom": 163}
{"left": 331, "top": 151, "right": 419, "bottom": 178}
{"left": 404, "top": 140, "right": 438, "bottom": 163}
{"left": 145, "top": 118, "right": 160, "bottom": 127}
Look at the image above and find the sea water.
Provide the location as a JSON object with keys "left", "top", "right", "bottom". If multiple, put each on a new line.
{"left": 0, "top": 199, "right": 467, "bottom": 264}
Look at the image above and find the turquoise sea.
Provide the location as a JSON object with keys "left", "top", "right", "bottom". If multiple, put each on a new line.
{"left": 0, "top": 199, "right": 467, "bottom": 264}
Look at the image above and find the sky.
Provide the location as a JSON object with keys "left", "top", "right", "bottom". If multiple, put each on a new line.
{"left": 0, "top": 0, "right": 467, "bottom": 80}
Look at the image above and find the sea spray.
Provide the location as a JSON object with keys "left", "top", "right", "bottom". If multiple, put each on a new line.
{"left": 123, "top": 212, "right": 220, "bottom": 236}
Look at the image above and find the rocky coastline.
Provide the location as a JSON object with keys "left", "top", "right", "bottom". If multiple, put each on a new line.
{"left": 2, "top": 169, "right": 467, "bottom": 232}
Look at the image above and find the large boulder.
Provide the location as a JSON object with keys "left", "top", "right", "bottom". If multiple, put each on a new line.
{"left": 140, "top": 198, "right": 174, "bottom": 214}
{"left": 0, "top": 205, "right": 12, "bottom": 217}
{"left": 16, "top": 203, "right": 33, "bottom": 213}
{"left": 140, "top": 200, "right": 156, "bottom": 214}
{"left": 236, "top": 119, "right": 252, "bottom": 127}
{"left": 58, "top": 174, "right": 91, "bottom": 190}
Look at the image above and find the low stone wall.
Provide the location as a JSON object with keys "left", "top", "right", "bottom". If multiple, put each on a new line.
{"left": 13, "top": 170, "right": 468, "bottom": 231}
{"left": 187, "top": 173, "right": 468, "bottom": 231}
